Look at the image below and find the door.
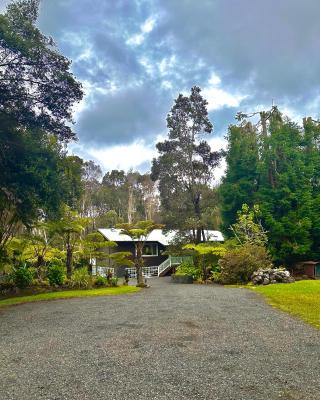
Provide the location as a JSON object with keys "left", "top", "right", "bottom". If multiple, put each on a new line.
{"left": 315, "top": 264, "right": 320, "bottom": 278}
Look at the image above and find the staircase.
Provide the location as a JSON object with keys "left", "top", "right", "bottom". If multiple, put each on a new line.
{"left": 158, "top": 256, "right": 192, "bottom": 277}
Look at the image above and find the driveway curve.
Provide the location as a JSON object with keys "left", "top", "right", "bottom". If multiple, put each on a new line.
{"left": 1, "top": 278, "right": 320, "bottom": 400}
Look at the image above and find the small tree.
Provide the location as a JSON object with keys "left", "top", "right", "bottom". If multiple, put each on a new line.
{"left": 24, "top": 221, "right": 61, "bottom": 278}
{"left": 54, "top": 207, "right": 88, "bottom": 278}
{"left": 81, "top": 232, "right": 117, "bottom": 272}
{"left": 230, "top": 204, "right": 268, "bottom": 246}
{"left": 117, "top": 221, "right": 164, "bottom": 287}
{"left": 183, "top": 243, "right": 226, "bottom": 281}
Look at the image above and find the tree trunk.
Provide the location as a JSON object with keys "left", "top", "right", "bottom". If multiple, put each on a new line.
{"left": 135, "top": 244, "right": 145, "bottom": 287}
{"left": 128, "top": 186, "right": 135, "bottom": 224}
{"left": 66, "top": 247, "right": 73, "bottom": 278}
{"left": 36, "top": 255, "right": 45, "bottom": 279}
{"left": 260, "top": 111, "right": 275, "bottom": 189}
{"left": 136, "top": 263, "right": 144, "bottom": 286}
{"left": 194, "top": 193, "right": 202, "bottom": 244}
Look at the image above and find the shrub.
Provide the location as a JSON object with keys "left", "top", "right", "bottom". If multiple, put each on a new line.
{"left": 70, "top": 267, "right": 91, "bottom": 289}
{"left": 94, "top": 275, "right": 108, "bottom": 287}
{"left": 47, "top": 260, "right": 66, "bottom": 287}
{"left": 12, "top": 264, "right": 34, "bottom": 288}
{"left": 110, "top": 276, "right": 118, "bottom": 287}
{"left": 218, "top": 244, "right": 273, "bottom": 284}
{"left": 211, "top": 265, "right": 222, "bottom": 282}
{"left": 0, "top": 279, "right": 15, "bottom": 293}
{"left": 175, "top": 261, "right": 200, "bottom": 280}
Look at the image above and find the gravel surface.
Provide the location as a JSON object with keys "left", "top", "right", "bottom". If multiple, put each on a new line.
{"left": 1, "top": 278, "right": 320, "bottom": 400}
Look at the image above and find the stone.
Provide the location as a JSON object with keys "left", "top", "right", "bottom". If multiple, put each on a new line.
{"left": 251, "top": 268, "right": 295, "bottom": 286}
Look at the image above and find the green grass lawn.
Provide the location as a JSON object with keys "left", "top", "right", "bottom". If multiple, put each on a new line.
{"left": 0, "top": 286, "right": 140, "bottom": 308}
{"left": 240, "top": 280, "right": 320, "bottom": 329}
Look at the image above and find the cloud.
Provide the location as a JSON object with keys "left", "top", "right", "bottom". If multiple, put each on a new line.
{"left": 127, "top": 16, "right": 156, "bottom": 46}
{"left": 70, "top": 140, "right": 156, "bottom": 173}
{"left": 28, "top": 0, "right": 320, "bottom": 171}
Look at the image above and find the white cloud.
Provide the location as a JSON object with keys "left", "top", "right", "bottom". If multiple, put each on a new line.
{"left": 126, "top": 16, "right": 156, "bottom": 46}
{"left": 141, "top": 17, "right": 156, "bottom": 34}
{"left": 71, "top": 140, "right": 156, "bottom": 172}
{"left": 202, "top": 73, "right": 247, "bottom": 111}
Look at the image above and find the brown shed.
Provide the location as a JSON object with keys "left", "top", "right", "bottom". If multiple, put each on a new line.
{"left": 295, "top": 261, "right": 320, "bottom": 279}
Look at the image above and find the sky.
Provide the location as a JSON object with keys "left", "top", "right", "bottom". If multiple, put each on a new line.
{"left": 4, "top": 0, "right": 320, "bottom": 178}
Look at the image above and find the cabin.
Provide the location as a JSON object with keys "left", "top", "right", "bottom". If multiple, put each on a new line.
{"left": 94, "top": 228, "right": 224, "bottom": 278}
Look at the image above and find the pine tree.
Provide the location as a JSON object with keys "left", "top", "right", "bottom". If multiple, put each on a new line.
{"left": 220, "top": 122, "right": 259, "bottom": 234}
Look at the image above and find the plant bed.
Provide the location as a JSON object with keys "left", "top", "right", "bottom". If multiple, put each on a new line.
{"left": 171, "top": 274, "right": 193, "bottom": 284}
{"left": 0, "top": 286, "right": 140, "bottom": 308}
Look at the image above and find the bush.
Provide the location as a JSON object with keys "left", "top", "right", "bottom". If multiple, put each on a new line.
{"left": 94, "top": 275, "right": 108, "bottom": 287}
{"left": 70, "top": 267, "right": 91, "bottom": 289}
{"left": 12, "top": 264, "right": 34, "bottom": 288}
{"left": 31, "top": 279, "right": 50, "bottom": 287}
{"left": 0, "top": 279, "right": 15, "bottom": 293}
{"left": 175, "top": 261, "right": 200, "bottom": 280}
{"left": 218, "top": 244, "right": 273, "bottom": 284}
{"left": 47, "top": 260, "right": 66, "bottom": 287}
{"left": 211, "top": 265, "right": 222, "bottom": 282}
{"left": 110, "top": 276, "right": 118, "bottom": 287}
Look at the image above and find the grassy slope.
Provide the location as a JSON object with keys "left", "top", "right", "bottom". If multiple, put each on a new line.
{"left": 0, "top": 286, "right": 140, "bottom": 308}
{"left": 248, "top": 281, "right": 320, "bottom": 329}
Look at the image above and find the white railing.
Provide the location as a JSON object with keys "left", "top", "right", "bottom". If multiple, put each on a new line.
{"left": 158, "top": 258, "right": 171, "bottom": 276}
{"left": 126, "top": 256, "right": 194, "bottom": 278}
{"left": 92, "top": 266, "right": 114, "bottom": 277}
{"left": 126, "top": 266, "right": 159, "bottom": 279}
{"left": 157, "top": 256, "right": 193, "bottom": 276}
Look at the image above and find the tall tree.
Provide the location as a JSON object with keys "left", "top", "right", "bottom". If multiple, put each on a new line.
{"left": 257, "top": 113, "right": 313, "bottom": 264}
{"left": 0, "top": 0, "right": 83, "bottom": 141}
{"left": 151, "top": 86, "right": 222, "bottom": 242}
{"left": 220, "top": 123, "right": 259, "bottom": 232}
{"left": 81, "top": 160, "right": 102, "bottom": 229}
{"left": 0, "top": 115, "right": 76, "bottom": 254}
{"left": 224, "top": 108, "right": 315, "bottom": 265}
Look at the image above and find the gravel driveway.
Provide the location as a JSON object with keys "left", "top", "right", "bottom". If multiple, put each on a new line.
{"left": 1, "top": 278, "right": 320, "bottom": 400}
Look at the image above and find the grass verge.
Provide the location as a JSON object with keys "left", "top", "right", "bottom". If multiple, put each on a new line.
{"left": 229, "top": 280, "right": 320, "bottom": 329}
{"left": 0, "top": 286, "right": 140, "bottom": 308}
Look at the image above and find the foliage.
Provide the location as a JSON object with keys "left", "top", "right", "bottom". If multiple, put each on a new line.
{"left": 109, "top": 277, "right": 119, "bottom": 287}
{"left": 81, "top": 232, "right": 116, "bottom": 267}
{"left": 0, "top": 0, "right": 83, "bottom": 140}
{"left": 109, "top": 251, "right": 134, "bottom": 268}
{"left": 175, "top": 261, "right": 200, "bottom": 280}
{"left": 69, "top": 267, "right": 91, "bottom": 289}
{"left": 220, "top": 123, "right": 259, "bottom": 231}
{"left": 53, "top": 206, "right": 88, "bottom": 277}
{"left": 183, "top": 242, "right": 226, "bottom": 281}
{"left": 47, "top": 259, "right": 65, "bottom": 286}
{"left": 94, "top": 275, "right": 108, "bottom": 287}
{"left": 12, "top": 263, "right": 34, "bottom": 288}
{"left": 117, "top": 220, "right": 164, "bottom": 286}
{"left": 151, "top": 86, "right": 222, "bottom": 242}
{"left": 0, "top": 120, "right": 81, "bottom": 252}
{"left": 220, "top": 109, "right": 320, "bottom": 265}
{"left": 230, "top": 204, "right": 268, "bottom": 246}
{"left": 83, "top": 169, "right": 160, "bottom": 229}
{"left": 0, "top": 286, "right": 141, "bottom": 308}
{"left": 218, "top": 244, "right": 273, "bottom": 284}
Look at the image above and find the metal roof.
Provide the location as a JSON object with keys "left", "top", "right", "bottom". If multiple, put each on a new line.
{"left": 98, "top": 228, "right": 224, "bottom": 246}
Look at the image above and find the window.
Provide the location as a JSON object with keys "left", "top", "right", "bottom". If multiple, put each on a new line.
{"left": 142, "top": 243, "right": 158, "bottom": 256}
